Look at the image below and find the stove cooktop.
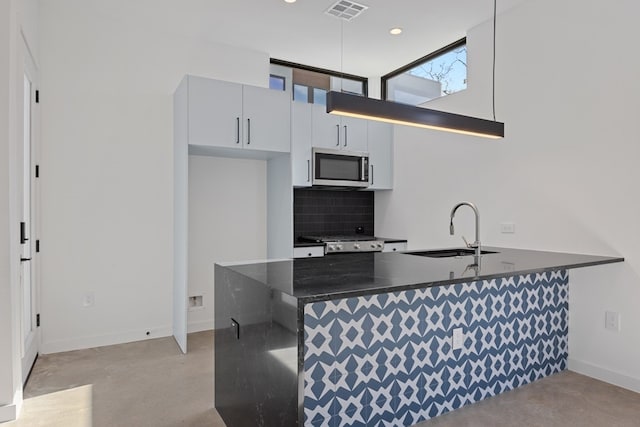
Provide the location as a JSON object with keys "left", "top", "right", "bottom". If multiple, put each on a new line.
{"left": 298, "top": 235, "right": 385, "bottom": 254}
{"left": 298, "top": 235, "right": 378, "bottom": 243}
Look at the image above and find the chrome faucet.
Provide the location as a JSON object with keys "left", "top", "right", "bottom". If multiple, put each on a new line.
{"left": 450, "top": 201, "right": 481, "bottom": 258}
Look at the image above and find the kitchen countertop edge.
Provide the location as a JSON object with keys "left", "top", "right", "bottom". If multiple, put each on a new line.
{"left": 217, "top": 246, "right": 624, "bottom": 304}
{"left": 296, "top": 255, "right": 624, "bottom": 304}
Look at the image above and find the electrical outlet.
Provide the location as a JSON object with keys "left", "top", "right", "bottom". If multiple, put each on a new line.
{"left": 188, "top": 295, "right": 203, "bottom": 310}
{"left": 82, "top": 292, "right": 95, "bottom": 308}
{"left": 605, "top": 311, "right": 620, "bottom": 331}
{"left": 452, "top": 327, "right": 464, "bottom": 350}
{"left": 500, "top": 222, "right": 515, "bottom": 234}
{"left": 501, "top": 261, "right": 515, "bottom": 272}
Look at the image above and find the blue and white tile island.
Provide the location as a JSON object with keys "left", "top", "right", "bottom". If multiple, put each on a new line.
{"left": 214, "top": 247, "right": 622, "bottom": 426}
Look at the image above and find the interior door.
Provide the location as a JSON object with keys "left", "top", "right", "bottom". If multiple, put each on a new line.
{"left": 20, "top": 43, "right": 39, "bottom": 383}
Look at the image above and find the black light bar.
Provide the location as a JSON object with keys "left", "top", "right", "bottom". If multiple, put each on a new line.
{"left": 326, "top": 91, "right": 504, "bottom": 139}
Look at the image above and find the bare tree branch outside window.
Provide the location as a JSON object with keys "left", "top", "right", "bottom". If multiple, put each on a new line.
{"left": 409, "top": 46, "right": 467, "bottom": 96}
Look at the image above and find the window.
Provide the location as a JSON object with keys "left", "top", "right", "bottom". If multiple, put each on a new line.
{"left": 269, "top": 74, "right": 286, "bottom": 91}
{"left": 382, "top": 38, "right": 467, "bottom": 106}
{"left": 270, "top": 59, "right": 367, "bottom": 105}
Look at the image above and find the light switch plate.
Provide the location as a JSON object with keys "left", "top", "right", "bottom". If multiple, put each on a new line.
{"left": 500, "top": 222, "right": 516, "bottom": 233}
{"left": 82, "top": 292, "right": 94, "bottom": 308}
{"left": 605, "top": 311, "right": 620, "bottom": 331}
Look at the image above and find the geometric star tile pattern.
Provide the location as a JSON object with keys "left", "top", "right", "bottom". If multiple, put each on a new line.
{"left": 304, "top": 270, "right": 569, "bottom": 426}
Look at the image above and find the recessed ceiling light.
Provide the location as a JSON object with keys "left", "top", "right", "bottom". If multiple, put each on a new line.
{"left": 389, "top": 27, "right": 402, "bottom": 35}
{"left": 284, "top": 0, "right": 296, "bottom": 3}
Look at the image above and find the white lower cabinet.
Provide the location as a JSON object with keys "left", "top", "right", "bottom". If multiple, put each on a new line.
{"left": 383, "top": 242, "right": 407, "bottom": 253}
{"left": 293, "top": 246, "right": 325, "bottom": 258}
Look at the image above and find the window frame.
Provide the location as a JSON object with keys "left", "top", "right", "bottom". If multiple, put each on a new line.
{"left": 381, "top": 37, "right": 466, "bottom": 101}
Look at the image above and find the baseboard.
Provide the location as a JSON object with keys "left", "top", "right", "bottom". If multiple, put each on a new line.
{"left": 187, "top": 319, "right": 214, "bottom": 333}
{"left": 0, "top": 403, "right": 17, "bottom": 423}
{"left": 41, "top": 326, "right": 173, "bottom": 354}
{"left": 569, "top": 358, "right": 640, "bottom": 393}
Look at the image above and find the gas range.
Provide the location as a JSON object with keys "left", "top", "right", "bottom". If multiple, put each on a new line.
{"left": 298, "top": 235, "right": 385, "bottom": 254}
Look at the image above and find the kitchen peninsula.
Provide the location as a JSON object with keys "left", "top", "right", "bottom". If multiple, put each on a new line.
{"left": 214, "top": 247, "right": 623, "bottom": 426}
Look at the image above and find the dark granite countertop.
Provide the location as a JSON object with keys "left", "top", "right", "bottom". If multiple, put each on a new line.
{"left": 218, "top": 246, "right": 623, "bottom": 303}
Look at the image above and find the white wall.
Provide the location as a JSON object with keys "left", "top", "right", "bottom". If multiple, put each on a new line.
{"left": 376, "top": 0, "right": 640, "bottom": 391}
{"left": 187, "top": 155, "right": 267, "bottom": 332}
{"left": 18, "top": 0, "right": 39, "bottom": 62}
{"left": 38, "top": 0, "right": 269, "bottom": 353}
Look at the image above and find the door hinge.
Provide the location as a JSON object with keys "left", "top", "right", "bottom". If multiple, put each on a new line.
{"left": 35, "top": 164, "right": 39, "bottom": 178}
{"left": 36, "top": 314, "right": 40, "bottom": 327}
{"left": 35, "top": 90, "right": 39, "bottom": 104}
{"left": 36, "top": 240, "right": 40, "bottom": 253}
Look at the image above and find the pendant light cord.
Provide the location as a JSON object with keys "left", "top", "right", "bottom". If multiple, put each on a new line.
{"left": 492, "top": 0, "right": 497, "bottom": 121}
{"left": 340, "top": 18, "right": 344, "bottom": 93}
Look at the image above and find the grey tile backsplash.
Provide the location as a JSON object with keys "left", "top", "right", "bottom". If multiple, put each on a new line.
{"left": 294, "top": 189, "right": 374, "bottom": 241}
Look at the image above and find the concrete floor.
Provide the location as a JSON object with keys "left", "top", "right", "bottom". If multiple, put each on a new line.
{"left": 6, "top": 331, "right": 640, "bottom": 426}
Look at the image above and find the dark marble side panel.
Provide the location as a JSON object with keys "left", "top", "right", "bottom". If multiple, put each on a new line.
{"left": 294, "top": 189, "right": 374, "bottom": 241}
{"left": 215, "top": 265, "right": 299, "bottom": 427}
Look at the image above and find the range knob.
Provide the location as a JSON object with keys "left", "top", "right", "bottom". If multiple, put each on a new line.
{"left": 353, "top": 243, "right": 360, "bottom": 250}
{"left": 377, "top": 243, "right": 384, "bottom": 249}
{"left": 335, "top": 244, "right": 343, "bottom": 251}
{"left": 327, "top": 245, "right": 335, "bottom": 252}
{"left": 370, "top": 243, "right": 377, "bottom": 249}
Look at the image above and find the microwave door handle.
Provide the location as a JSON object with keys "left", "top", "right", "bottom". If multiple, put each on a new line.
{"left": 361, "top": 158, "right": 366, "bottom": 182}
{"left": 336, "top": 125, "right": 340, "bottom": 146}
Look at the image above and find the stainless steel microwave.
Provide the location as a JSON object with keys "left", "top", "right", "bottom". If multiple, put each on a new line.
{"left": 312, "top": 147, "right": 369, "bottom": 188}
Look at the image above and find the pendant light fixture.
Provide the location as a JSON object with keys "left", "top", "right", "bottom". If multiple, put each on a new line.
{"left": 327, "top": 0, "right": 504, "bottom": 139}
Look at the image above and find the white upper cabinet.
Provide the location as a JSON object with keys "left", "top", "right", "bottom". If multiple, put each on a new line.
{"left": 311, "top": 104, "right": 367, "bottom": 152}
{"left": 291, "top": 102, "right": 312, "bottom": 187}
{"left": 340, "top": 116, "right": 368, "bottom": 152}
{"left": 311, "top": 104, "right": 341, "bottom": 149}
{"left": 242, "top": 85, "right": 291, "bottom": 152}
{"left": 188, "top": 77, "right": 242, "bottom": 148}
{"left": 185, "top": 75, "right": 290, "bottom": 153}
{"left": 367, "top": 121, "right": 393, "bottom": 190}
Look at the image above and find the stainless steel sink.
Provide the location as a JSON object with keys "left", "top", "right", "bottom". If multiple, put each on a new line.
{"left": 406, "top": 248, "right": 499, "bottom": 258}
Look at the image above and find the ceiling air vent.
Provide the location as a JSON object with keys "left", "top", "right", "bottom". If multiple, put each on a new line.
{"left": 325, "top": 0, "right": 369, "bottom": 21}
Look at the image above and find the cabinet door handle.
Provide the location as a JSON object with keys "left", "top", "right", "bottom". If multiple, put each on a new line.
{"left": 370, "top": 164, "right": 374, "bottom": 185}
{"left": 20, "top": 257, "right": 31, "bottom": 263}
{"left": 307, "top": 159, "right": 311, "bottom": 182}
{"left": 344, "top": 125, "right": 348, "bottom": 147}
{"left": 247, "top": 118, "right": 251, "bottom": 145}
{"left": 336, "top": 124, "right": 340, "bottom": 146}
{"left": 236, "top": 117, "right": 240, "bottom": 144}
